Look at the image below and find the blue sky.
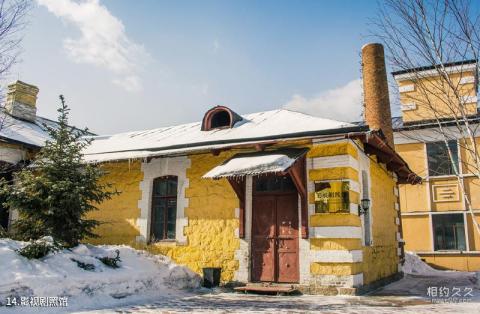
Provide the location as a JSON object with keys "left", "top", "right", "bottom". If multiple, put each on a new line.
{"left": 13, "top": 0, "right": 381, "bottom": 134}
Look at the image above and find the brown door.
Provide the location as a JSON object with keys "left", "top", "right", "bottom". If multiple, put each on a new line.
{"left": 251, "top": 176, "right": 299, "bottom": 283}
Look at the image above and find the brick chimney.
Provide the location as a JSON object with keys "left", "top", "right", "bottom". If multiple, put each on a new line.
{"left": 4, "top": 80, "right": 39, "bottom": 122}
{"left": 361, "top": 43, "right": 394, "bottom": 148}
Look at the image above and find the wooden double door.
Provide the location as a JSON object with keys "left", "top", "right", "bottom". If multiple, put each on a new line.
{"left": 251, "top": 176, "right": 299, "bottom": 283}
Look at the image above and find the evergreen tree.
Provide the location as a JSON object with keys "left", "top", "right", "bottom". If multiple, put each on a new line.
{"left": 0, "top": 95, "right": 118, "bottom": 247}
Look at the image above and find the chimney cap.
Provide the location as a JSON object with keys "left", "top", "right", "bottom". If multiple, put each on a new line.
{"left": 8, "top": 80, "right": 39, "bottom": 93}
{"left": 361, "top": 42, "right": 384, "bottom": 51}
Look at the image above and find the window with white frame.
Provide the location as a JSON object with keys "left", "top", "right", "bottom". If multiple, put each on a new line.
{"left": 426, "top": 140, "right": 459, "bottom": 176}
{"left": 150, "top": 176, "right": 178, "bottom": 241}
{"left": 432, "top": 213, "right": 466, "bottom": 251}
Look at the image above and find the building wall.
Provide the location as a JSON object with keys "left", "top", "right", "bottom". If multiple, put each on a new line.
{"left": 362, "top": 159, "right": 400, "bottom": 284}
{"left": 89, "top": 152, "right": 241, "bottom": 282}
{"left": 90, "top": 139, "right": 402, "bottom": 291}
{"left": 307, "top": 140, "right": 365, "bottom": 289}
{"left": 395, "top": 137, "right": 480, "bottom": 271}
{"left": 0, "top": 142, "right": 36, "bottom": 164}
{"left": 88, "top": 161, "right": 143, "bottom": 245}
{"left": 397, "top": 70, "right": 477, "bottom": 123}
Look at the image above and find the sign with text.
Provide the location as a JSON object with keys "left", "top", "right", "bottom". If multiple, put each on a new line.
{"left": 314, "top": 181, "right": 350, "bottom": 213}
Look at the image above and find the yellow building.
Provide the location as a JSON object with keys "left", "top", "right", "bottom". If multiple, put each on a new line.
{"left": 81, "top": 43, "right": 419, "bottom": 294}
{"left": 393, "top": 60, "right": 480, "bottom": 271}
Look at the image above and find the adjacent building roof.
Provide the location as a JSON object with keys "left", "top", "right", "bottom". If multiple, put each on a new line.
{"left": 83, "top": 109, "right": 362, "bottom": 163}
{"left": 0, "top": 109, "right": 93, "bottom": 149}
{"left": 391, "top": 59, "right": 477, "bottom": 77}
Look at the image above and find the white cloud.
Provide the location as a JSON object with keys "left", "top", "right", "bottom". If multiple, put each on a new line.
{"left": 284, "top": 79, "right": 363, "bottom": 122}
{"left": 37, "top": 0, "right": 148, "bottom": 92}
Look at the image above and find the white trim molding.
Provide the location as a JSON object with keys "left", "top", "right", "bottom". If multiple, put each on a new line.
{"left": 310, "top": 250, "right": 363, "bottom": 263}
{"left": 310, "top": 226, "right": 362, "bottom": 238}
{"left": 459, "top": 76, "right": 475, "bottom": 85}
{"left": 461, "top": 95, "right": 478, "bottom": 104}
{"left": 137, "top": 156, "right": 191, "bottom": 243}
{"left": 399, "top": 84, "right": 415, "bottom": 93}
{"left": 312, "top": 155, "right": 359, "bottom": 170}
{"left": 401, "top": 103, "right": 417, "bottom": 111}
{"left": 393, "top": 63, "right": 477, "bottom": 81}
{"left": 234, "top": 176, "right": 252, "bottom": 282}
{"left": 313, "top": 273, "right": 364, "bottom": 288}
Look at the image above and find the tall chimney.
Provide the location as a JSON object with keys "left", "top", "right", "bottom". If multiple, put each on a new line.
{"left": 361, "top": 43, "right": 394, "bottom": 148}
{"left": 4, "top": 80, "right": 39, "bottom": 122}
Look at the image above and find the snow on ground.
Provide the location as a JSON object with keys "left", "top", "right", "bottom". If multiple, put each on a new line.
{"left": 0, "top": 238, "right": 201, "bottom": 313}
{"left": 1, "top": 243, "right": 479, "bottom": 313}
{"left": 74, "top": 252, "right": 480, "bottom": 313}
{"left": 402, "top": 252, "right": 458, "bottom": 276}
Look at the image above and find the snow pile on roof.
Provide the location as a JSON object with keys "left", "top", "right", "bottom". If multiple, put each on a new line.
{"left": 84, "top": 109, "right": 355, "bottom": 163}
{"left": 203, "top": 154, "right": 295, "bottom": 178}
{"left": 402, "top": 252, "right": 455, "bottom": 276}
{"left": 0, "top": 238, "right": 201, "bottom": 312}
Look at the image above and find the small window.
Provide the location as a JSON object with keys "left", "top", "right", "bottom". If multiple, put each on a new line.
{"left": 432, "top": 214, "right": 466, "bottom": 251}
{"left": 314, "top": 181, "right": 350, "bottom": 213}
{"left": 150, "top": 176, "right": 177, "bottom": 241}
{"left": 426, "top": 140, "right": 458, "bottom": 176}
{"left": 210, "top": 111, "right": 231, "bottom": 128}
{"left": 254, "top": 175, "right": 296, "bottom": 193}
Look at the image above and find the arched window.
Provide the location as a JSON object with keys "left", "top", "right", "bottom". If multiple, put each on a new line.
{"left": 150, "top": 176, "right": 177, "bottom": 241}
{"left": 201, "top": 106, "right": 243, "bottom": 131}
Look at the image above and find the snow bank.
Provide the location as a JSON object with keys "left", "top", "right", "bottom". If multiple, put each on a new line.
{"left": 0, "top": 239, "right": 201, "bottom": 312}
{"left": 401, "top": 252, "right": 448, "bottom": 275}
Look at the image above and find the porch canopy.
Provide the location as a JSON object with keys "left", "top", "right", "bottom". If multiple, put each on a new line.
{"left": 203, "top": 148, "right": 308, "bottom": 179}
{"left": 203, "top": 148, "right": 309, "bottom": 239}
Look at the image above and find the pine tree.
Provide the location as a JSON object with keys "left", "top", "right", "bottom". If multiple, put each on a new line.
{"left": 0, "top": 95, "right": 118, "bottom": 247}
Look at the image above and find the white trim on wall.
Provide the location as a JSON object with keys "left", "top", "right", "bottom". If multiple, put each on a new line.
{"left": 310, "top": 250, "right": 363, "bottom": 263}
{"left": 393, "top": 63, "right": 477, "bottom": 81}
{"left": 357, "top": 145, "right": 373, "bottom": 246}
{"left": 234, "top": 176, "right": 252, "bottom": 282}
{"left": 459, "top": 76, "right": 475, "bottom": 85}
{"left": 315, "top": 273, "right": 364, "bottom": 287}
{"left": 137, "top": 156, "right": 191, "bottom": 244}
{"left": 310, "top": 226, "right": 362, "bottom": 238}
{"left": 464, "top": 212, "right": 470, "bottom": 251}
{"left": 401, "top": 103, "right": 417, "bottom": 111}
{"left": 312, "top": 155, "right": 359, "bottom": 170}
{"left": 461, "top": 95, "right": 477, "bottom": 104}
{"left": 399, "top": 84, "right": 415, "bottom": 93}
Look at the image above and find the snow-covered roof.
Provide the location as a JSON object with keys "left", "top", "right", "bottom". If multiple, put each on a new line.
{"left": 203, "top": 148, "right": 308, "bottom": 179}
{"left": 0, "top": 111, "right": 57, "bottom": 147}
{"left": 0, "top": 109, "right": 92, "bottom": 149}
{"left": 84, "top": 109, "right": 359, "bottom": 162}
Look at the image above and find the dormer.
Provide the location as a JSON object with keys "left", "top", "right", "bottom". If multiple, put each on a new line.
{"left": 201, "top": 106, "right": 243, "bottom": 131}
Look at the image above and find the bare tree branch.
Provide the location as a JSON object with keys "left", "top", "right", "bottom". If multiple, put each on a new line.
{"left": 373, "top": 0, "right": 480, "bottom": 237}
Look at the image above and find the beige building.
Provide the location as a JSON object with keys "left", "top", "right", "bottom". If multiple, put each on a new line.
{"left": 393, "top": 60, "right": 480, "bottom": 271}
